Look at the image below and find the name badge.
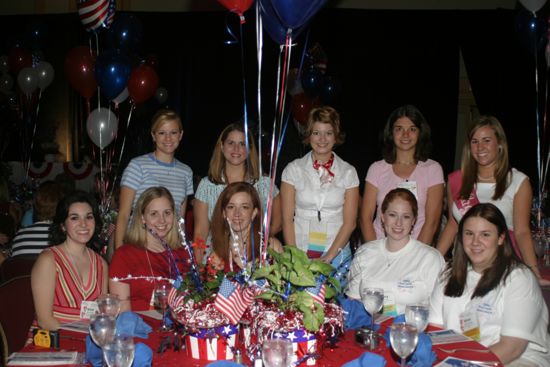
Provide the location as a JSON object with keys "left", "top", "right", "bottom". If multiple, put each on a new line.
{"left": 307, "top": 220, "right": 328, "bottom": 258}
{"left": 80, "top": 300, "right": 99, "bottom": 320}
{"left": 460, "top": 309, "right": 480, "bottom": 341}
{"left": 397, "top": 180, "right": 418, "bottom": 198}
{"left": 383, "top": 291, "right": 398, "bottom": 316}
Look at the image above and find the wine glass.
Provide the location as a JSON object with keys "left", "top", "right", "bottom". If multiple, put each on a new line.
{"left": 534, "top": 231, "right": 546, "bottom": 258}
{"left": 102, "top": 334, "right": 135, "bottom": 367}
{"left": 154, "top": 283, "right": 171, "bottom": 331}
{"left": 389, "top": 322, "right": 419, "bottom": 367}
{"left": 405, "top": 303, "right": 429, "bottom": 333}
{"left": 89, "top": 314, "right": 117, "bottom": 348}
{"left": 97, "top": 294, "right": 121, "bottom": 318}
{"left": 262, "top": 339, "right": 294, "bottom": 367}
{"left": 359, "top": 287, "right": 384, "bottom": 331}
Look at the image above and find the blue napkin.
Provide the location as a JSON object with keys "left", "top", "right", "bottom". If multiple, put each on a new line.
{"left": 341, "top": 351, "right": 386, "bottom": 367}
{"left": 85, "top": 335, "right": 153, "bottom": 367}
{"left": 116, "top": 311, "right": 152, "bottom": 339}
{"left": 337, "top": 295, "right": 380, "bottom": 331}
{"left": 206, "top": 362, "right": 244, "bottom": 367}
{"left": 384, "top": 315, "right": 436, "bottom": 367}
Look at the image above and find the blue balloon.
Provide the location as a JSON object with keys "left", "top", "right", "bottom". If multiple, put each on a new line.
{"left": 107, "top": 14, "right": 143, "bottom": 53}
{"left": 269, "top": 0, "right": 327, "bottom": 29}
{"left": 260, "top": 0, "right": 291, "bottom": 45}
{"left": 319, "top": 76, "right": 341, "bottom": 104}
{"left": 301, "top": 67, "right": 323, "bottom": 98}
{"left": 95, "top": 49, "right": 132, "bottom": 100}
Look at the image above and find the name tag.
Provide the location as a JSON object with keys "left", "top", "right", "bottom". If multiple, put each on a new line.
{"left": 460, "top": 309, "right": 480, "bottom": 341}
{"left": 383, "top": 291, "right": 398, "bottom": 316}
{"left": 307, "top": 220, "right": 328, "bottom": 258}
{"left": 80, "top": 301, "right": 99, "bottom": 320}
{"left": 397, "top": 180, "right": 418, "bottom": 198}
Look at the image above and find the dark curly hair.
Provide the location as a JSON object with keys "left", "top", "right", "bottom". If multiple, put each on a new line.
{"left": 49, "top": 191, "right": 102, "bottom": 247}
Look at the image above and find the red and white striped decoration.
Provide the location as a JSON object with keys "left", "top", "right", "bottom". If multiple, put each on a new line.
{"left": 77, "top": 0, "right": 113, "bottom": 32}
{"left": 184, "top": 326, "right": 238, "bottom": 361}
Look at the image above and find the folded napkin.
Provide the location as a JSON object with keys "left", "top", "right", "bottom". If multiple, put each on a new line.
{"left": 337, "top": 295, "right": 380, "bottom": 331}
{"left": 85, "top": 335, "right": 153, "bottom": 367}
{"left": 341, "top": 351, "right": 386, "bottom": 367}
{"left": 384, "top": 315, "right": 436, "bottom": 367}
{"left": 116, "top": 311, "right": 152, "bottom": 339}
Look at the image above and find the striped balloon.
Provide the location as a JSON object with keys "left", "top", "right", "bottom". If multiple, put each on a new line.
{"left": 77, "top": 0, "right": 116, "bottom": 32}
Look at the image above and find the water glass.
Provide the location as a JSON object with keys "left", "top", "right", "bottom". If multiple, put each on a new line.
{"left": 360, "top": 287, "right": 384, "bottom": 331}
{"left": 97, "top": 294, "right": 121, "bottom": 318}
{"left": 405, "top": 303, "right": 429, "bottom": 333}
{"left": 89, "top": 314, "right": 117, "bottom": 347}
{"left": 154, "top": 283, "right": 170, "bottom": 331}
{"left": 389, "top": 322, "right": 419, "bottom": 367}
{"left": 262, "top": 339, "right": 294, "bottom": 367}
{"left": 102, "top": 334, "right": 135, "bottom": 367}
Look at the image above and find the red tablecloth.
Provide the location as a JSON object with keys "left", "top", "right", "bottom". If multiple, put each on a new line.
{"left": 12, "top": 315, "right": 503, "bottom": 367}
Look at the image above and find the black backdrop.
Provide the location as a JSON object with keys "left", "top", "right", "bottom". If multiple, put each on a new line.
{"left": 0, "top": 7, "right": 543, "bottom": 192}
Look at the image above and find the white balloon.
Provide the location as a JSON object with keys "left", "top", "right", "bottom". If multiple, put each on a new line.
{"left": 86, "top": 108, "right": 119, "bottom": 149}
{"left": 519, "top": 0, "right": 547, "bottom": 12}
{"left": 112, "top": 87, "right": 129, "bottom": 105}
{"left": 17, "top": 67, "right": 39, "bottom": 96}
{"left": 155, "top": 87, "right": 168, "bottom": 104}
{"left": 35, "top": 61, "right": 55, "bottom": 90}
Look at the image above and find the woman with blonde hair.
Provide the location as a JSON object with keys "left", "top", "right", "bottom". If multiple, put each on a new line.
{"left": 115, "top": 109, "right": 193, "bottom": 248}
{"left": 193, "top": 122, "right": 281, "bottom": 264}
{"left": 437, "top": 115, "right": 542, "bottom": 280}
{"left": 110, "top": 187, "right": 190, "bottom": 312}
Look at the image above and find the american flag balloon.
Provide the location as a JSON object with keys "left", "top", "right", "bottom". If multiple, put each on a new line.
{"left": 77, "top": 0, "right": 116, "bottom": 32}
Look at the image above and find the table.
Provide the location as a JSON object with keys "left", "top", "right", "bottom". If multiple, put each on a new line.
{"left": 11, "top": 316, "right": 502, "bottom": 367}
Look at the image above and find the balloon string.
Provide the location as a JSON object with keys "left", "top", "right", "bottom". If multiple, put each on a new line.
{"left": 25, "top": 90, "right": 42, "bottom": 182}
{"left": 256, "top": 1, "right": 264, "bottom": 178}
{"left": 108, "top": 103, "right": 134, "bottom": 206}
{"left": 224, "top": 11, "right": 239, "bottom": 45}
{"left": 238, "top": 18, "right": 252, "bottom": 187}
{"left": 533, "top": 13, "right": 542, "bottom": 214}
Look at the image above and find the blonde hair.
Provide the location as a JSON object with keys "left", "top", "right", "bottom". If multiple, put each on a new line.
{"left": 150, "top": 109, "right": 182, "bottom": 133}
{"left": 207, "top": 123, "right": 259, "bottom": 184}
{"left": 125, "top": 187, "right": 181, "bottom": 249}
{"left": 459, "top": 115, "right": 510, "bottom": 200}
{"left": 302, "top": 106, "right": 345, "bottom": 146}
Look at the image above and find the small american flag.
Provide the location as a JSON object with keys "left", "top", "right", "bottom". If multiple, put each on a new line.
{"left": 77, "top": 0, "right": 114, "bottom": 32}
{"left": 214, "top": 277, "right": 254, "bottom": 324}
{"left": 305, "top": 279, "right": 326, "bottom": 306}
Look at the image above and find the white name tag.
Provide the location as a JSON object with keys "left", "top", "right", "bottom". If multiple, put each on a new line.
{"left": 397, "top": 180, "right": 418, "bottom": 199}
{"left": 80, "top": 301, "right": 99, "bottom": 320}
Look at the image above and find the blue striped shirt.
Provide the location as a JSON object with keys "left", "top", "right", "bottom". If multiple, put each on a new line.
{"left": 121, "top": 153, "right": 194, "bottom": 210}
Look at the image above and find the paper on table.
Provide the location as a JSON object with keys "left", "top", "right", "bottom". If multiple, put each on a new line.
{"left": 59, "top": 320, "right": 90, "bottom": 334}
{"left": 428, "top": 329, "right": 473, "bottom": 345}
{"left": 7, "top": 352, "right": 82, "bottom": 366}
{"left": 136, "top": 309, "right": 163, "bottom": 320}
{"left": 435, "top": 356, "right": 495, "bottom": 366}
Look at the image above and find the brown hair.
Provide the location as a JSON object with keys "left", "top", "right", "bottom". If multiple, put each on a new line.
{"left": 459, "top": 116, "right": 510, "bottom": 200}
{"left": 302, "top": 106, "right": 345, "bottom": 146}
{"left": 207, "top": 123, "right": 259, "bottom": 184}
{"left": 34, "top": 181, "right": 67, "bottom": 221}
{"left": 381, "top": 188, "right": 418, "bottom": 219}
{"left": 210, "top": 182, "right": 262, "bottom": 264}
{"left": 125, "top": 187, "right": 181, "bottom": 250}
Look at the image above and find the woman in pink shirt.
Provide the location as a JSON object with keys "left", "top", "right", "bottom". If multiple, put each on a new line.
{"left": 360, "top": 105, "right": 444, "bottom": 245}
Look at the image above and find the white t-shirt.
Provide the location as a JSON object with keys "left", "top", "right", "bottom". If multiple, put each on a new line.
{"left": 346, "top": 237, "right": 445, "bottom": 315}
{"left": 451, "top": 168, "right": 527, "bottom": 231}
{"left": 429, "top": 266, "right": 550, "bottom": 366}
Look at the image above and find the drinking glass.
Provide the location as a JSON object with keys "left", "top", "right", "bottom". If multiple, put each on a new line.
{"left": 534, "top": 231, "right": 546, "bottom": 258}
{"left": 154, "top": 283, "right": 170, "bottom": 331}
{"left": 389, "top": 322, "right": 419, "bottom": 367}
{"left": 102, "top": 334, "right": 135, "bottom": 367}
{"left": 360, "top": 287, "right": 384, "bottom": 331}
{"left": 262, "top": 339, "right": 294, "bottom": 367}
{"left": 405, "top": 303, "right": 429, "bottom": 333}
{"left": 89, "top": 314, "right": 117, "bottom": 348}
{"left": 97, "top": 294, "right": 121, "bottom": 318}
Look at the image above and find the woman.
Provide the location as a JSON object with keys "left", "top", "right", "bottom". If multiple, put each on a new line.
{"left": 281, "top": 106, "right": 358, "bottom": 274}
{"left": 208, "top": 182, "right": 280, "bottom": 273}
{"left": 31, "top": 191, "right": 108, "bottom": 330}
{"left": 110, "top": 187, "right": 190, "bottom": 312}
{"left": 430, "top": 203, "right": 550, "bottom": 366}
{"left": 116, "top": 109, "right": 194, "bottom": 248}
{"left": 436, "top": 116, "right": 542, "bottom": 280}
{"left": 193, "top": 122, "right": 281, "bottom": 264}
{"left": 347, "top": 188, "right": 445, "bottom": 315}
{"left": 360, "top": 105, "right": 444, "bottom": 245}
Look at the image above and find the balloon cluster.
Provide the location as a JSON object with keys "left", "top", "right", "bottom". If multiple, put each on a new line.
{"left": 288, "top": 43, "right": 341, "bottom": 131}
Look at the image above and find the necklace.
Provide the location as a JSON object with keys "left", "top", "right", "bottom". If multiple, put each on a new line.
{"left": 477, "top": 174, "right": 494, "bottom": 182}
{"left": 63, "top": 242, "right": 86, "bottom": 283}
{"left": 395, "top": 160, "right": 416, "bottom": 165}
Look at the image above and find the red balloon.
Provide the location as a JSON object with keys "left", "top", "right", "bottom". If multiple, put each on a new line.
{"left": 217, "top": 0, "right": 254, "bottom": 17}
{"left": 64, "top": 46, "right": 97, "bottom": 99}
{"left": 7, "top": 47, "right": 32, "bottom": 74}
{"left": 291, "top": 93, "right": 320, "bottom": 125}
{"left": 128, "top": 65, "right": 159, "bottom": 104}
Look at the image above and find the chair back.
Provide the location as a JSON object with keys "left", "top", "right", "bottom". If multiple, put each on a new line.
{"left": 0, "top": 276, "right": 34, "bottom": 366}
{"left": 0, "top": 256, "right": 36, "bottom": 284}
